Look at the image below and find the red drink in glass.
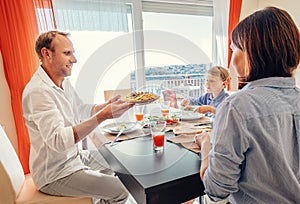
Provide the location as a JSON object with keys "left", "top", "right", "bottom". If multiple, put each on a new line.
{"left": 153, "top": 134, "right": 164, "bottom": 147}
{"left": 150, "top": 121, "right": 166, "bottom": 151}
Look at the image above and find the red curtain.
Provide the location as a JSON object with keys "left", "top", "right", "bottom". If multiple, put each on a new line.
{"left": 0, "top": 0, "right": 39, "bottom": 174}
{"left": 227, "top": 0, "right": 243, "bottom": 68}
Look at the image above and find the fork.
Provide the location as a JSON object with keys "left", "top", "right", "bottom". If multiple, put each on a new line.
{"left": 110, "top": 127, "right": 125, "bottom": 146}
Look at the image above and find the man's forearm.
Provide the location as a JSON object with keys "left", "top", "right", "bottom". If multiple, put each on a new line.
{"left": 73, "top": 115, "right": 102, "bottom": 143}
{"left": 92, "top": 103, "right": 108, "bottom": 115}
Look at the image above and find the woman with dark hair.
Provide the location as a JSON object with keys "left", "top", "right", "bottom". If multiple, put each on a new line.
{"left": 195, "top": 7, "right": 300, "bottom": 203}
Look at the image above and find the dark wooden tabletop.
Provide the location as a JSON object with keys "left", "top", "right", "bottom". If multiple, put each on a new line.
{"left": 99, "top": 132, "right": 205, "bottom": 204}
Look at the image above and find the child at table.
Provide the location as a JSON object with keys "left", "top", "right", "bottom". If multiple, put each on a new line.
{"left": 163, "top": 66, "right": 231, "bottom": 117}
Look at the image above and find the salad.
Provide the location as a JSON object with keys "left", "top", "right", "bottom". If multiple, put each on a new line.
{"left": 146, "top": 114, "right": 179, "bottom": 126}
{"left": 116, "top": 123, "right": 128, "bottom": 131}
{"left": 147, "top": 115, "right": 165, "bottom": 122}
{"left": 165, "top": 115, "right": 180, "bottom": 125}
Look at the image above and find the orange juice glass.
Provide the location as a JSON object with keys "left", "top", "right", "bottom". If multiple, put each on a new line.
{"left": 161, "top": 109, "right": 169, "bottom": 117}
{"left": 135, "top": 113, "right": 144, "bottom": 121}
{"left": 134, "top": 105, "right": 145, "bottom": 122}
{"left": 161, "top": 101, "right": 170, "bottom": 117}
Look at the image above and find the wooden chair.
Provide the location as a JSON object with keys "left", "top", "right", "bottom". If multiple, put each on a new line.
{"left": 0, "top": 126, "right": 92, "bottom": 204}
{"left": 104, "top": 89, "right": 131, "bottom": 101}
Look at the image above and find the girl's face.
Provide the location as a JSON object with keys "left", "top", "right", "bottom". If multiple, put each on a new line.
{"left": 230, "top": 43, "right": 247, "bottom": 78}
{"left": 205, "top": 73, "right": 225, "bottom": 94}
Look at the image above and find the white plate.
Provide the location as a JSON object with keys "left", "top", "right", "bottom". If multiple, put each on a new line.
{"left": 181, "top": 111, "right": 204, "bottom": 121}
{"left": 102, "top": 122, "right": 138, "bottom": 135}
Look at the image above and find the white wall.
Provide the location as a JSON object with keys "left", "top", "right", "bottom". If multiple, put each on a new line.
{"left": 0, "top": 52, "right": 18, "bottom": 152}
{"left": 240, "top": 0, "right": 300, "bottom": 87}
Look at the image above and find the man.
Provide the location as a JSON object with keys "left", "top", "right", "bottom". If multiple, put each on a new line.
{"left": 22, "top": 31, "right": 134, "bottom": 203}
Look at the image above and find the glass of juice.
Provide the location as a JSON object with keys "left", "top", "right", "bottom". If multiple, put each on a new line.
{"left": 134, "top": 105, "right": 144, "bottom": 122}
{"left": 150, "top": 120, "right": 166, "bottom": 151}
{"left": 161, "top": 101, "right": 170, "bottom": 117}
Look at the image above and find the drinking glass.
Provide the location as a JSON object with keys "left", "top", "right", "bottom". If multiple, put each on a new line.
{"left": 161, "top": 101, "right": 170, "bottom": 117}
{"left": 134, "top": 105, "right": 145, "bottom": 122}
{"left": 150, "top": 120, "right": 166, "bottom": 151}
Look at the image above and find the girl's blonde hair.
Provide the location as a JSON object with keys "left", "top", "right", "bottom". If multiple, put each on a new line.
{"left": 207, "top": 66, "right": 231, "bottom": 84}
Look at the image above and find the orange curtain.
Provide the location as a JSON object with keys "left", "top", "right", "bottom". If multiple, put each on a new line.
{"left": 0, "top": 0, "right": 56, "bottom": 174}
{"left": 228, "top": 0, "right": 243, "bottom": 68}
{"left": 0, "top": 0, "right": 39, "bottom": 173}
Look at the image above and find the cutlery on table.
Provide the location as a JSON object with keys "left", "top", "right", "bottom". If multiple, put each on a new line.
{"left": 194, "top": 122, "right": 212, "bottom": 126}
{"left": 110, "top": 127, "right": 125, "bottom": 146}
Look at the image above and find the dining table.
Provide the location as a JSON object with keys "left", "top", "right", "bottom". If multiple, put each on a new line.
{"left": 89, "top": 103, "right": 213, "bottom": 204}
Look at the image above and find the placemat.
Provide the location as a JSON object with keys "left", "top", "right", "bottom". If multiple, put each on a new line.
{"left": 168, "top": 132, "right": 207, "bottom": 154}
{"left": 167, "top": 116, "right": 212, "bottom": 153}
{"left": 103, "top": 128, "right": 150, "bottom": 142}
{"left": 89, "top": 127, "right": 150, "bottom": 148}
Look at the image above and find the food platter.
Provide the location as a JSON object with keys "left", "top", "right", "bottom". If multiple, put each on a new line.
{"left": 123, "top": 92, "right": 159, "bottom": 104}
{"left": 102, "top": 122, "right": 138, "bottom": 135}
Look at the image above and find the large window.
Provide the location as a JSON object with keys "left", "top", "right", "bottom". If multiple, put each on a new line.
{"left": 140, "top": 11, "right": 213, "bottom": 98}
{"left": 48, "top": 0, "right": 213, "bottom": 103}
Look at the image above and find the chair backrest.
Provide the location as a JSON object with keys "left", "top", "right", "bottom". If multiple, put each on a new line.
{"left": 0, "top": 126, "right": 25, "bottom": 204}
{"left": 104, "top": 89, "right": 131, "bottom": 101}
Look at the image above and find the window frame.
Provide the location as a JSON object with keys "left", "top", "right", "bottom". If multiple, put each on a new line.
{"left": 129, "top": 0, "right": 214, "bottom": 90}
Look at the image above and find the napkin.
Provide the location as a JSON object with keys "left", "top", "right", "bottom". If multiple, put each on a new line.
{"left": 167, "top": 116, "right": 213, "bottom": 153}
{"left": 168, "top": 134, "right": 200, "bottom": 153}
{"left": 172, "top": 123, "right": 212, "bottom": 135}
{"left": 171, "top": 116, "right": 212, "bottom": 134}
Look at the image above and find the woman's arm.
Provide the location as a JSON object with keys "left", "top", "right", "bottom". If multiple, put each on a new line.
{"left": 195, "top": 131, "right": 212, "bottom": 179}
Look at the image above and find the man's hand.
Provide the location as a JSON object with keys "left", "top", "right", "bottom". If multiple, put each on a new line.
{"left": 95, "top": 100, "right": 134, "bottom": 123}
{"left": 92, "top": 95, "right": 122, "bottom": 114}
{"left": 73, "top": 99, "right": 133, "bottom": 144}
{"left": 107, "top": 95, "right": 121, "bottom": 104}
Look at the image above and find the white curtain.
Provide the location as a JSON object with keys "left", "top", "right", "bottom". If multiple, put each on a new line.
{"left": 213, "top": 0, "right": 230, "bottom": 67}
{"left": 52, "top": 0, "right": 128, "bottom": 32}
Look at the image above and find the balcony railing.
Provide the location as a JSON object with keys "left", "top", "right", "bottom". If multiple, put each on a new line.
{"left": 142, "top": 75, "right": 206, "bottom": 99}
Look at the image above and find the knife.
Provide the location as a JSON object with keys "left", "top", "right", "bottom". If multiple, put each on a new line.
{"left": 194, "top": 122, "right": 212, "bottom": 126}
